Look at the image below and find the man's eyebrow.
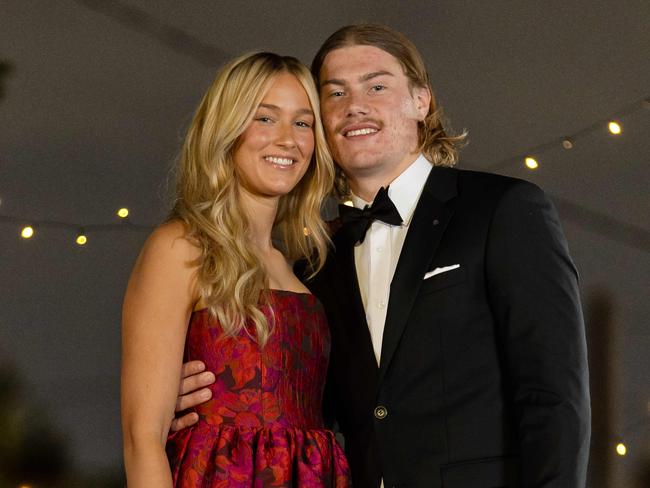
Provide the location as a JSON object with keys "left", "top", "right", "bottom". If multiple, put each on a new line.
{"left": 320, "top": 70, "right": 395, "bottom": 88}
{"left": 320, "top": 78, "right": 346, "bottom": 88}
{"left": 360, "top": 70, "right": 394, "bottom": 82}
{"left": 258, "top": 103, "right": 313, "bottom": 116}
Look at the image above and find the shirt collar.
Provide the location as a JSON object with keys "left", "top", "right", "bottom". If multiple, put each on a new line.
{"left": 351, "top": 154, "right": 432, "bottom": 226}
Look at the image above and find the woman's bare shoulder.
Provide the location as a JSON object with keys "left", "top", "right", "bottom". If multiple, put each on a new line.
{"left": 125, "top": 220, "right": 202, "bottom": 314}
{"left": 142, "top": 220, "right": 201, "bottom": 265}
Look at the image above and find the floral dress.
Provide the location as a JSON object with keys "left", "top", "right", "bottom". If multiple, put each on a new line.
{"left": 166, "top": 290, "right": 351, "bottom": 487}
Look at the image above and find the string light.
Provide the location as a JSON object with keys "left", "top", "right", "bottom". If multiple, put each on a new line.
{"left": 0, "top": 96, "right": 647, "bottom": 251}
{"left": 608, "top": 121, "right": 622, "bottom": 135}
{"left": 616, "top": 443, "right": 627, "bottom": 456}
{"left": 76, "top": 228, "right": 87, "bottom": 246}
{"left": 1, "top": 211, "right": 152, "bottom": 248}
{"left": 21, "top": 226, "right": 34, "bottom": 239}
{"left": 481, "top": 96, "right": 647, "bottom": 173}
{"left": 525, "top": 157, "right": 539, "bottom": 170}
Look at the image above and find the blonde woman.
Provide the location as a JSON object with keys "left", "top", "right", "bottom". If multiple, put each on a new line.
{"left": 121, "top": 52, "right": 350, "bottom": 487}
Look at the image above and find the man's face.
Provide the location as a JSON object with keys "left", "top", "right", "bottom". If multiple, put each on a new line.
{"left": 318, "top": 45, "right": 430, "bottom": 188}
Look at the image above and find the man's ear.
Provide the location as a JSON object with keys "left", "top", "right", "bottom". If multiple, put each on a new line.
{"left": 413, "top": 86, "right": 431, "bottom": 121}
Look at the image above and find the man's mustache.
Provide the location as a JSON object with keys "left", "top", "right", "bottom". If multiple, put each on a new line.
{"left": 333, "top": 119, "right": 383, "bottom": 135}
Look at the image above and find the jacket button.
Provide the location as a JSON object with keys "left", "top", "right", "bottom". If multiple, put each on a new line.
{"left": 374, "top": 405, "right": 388, "bottom": 419}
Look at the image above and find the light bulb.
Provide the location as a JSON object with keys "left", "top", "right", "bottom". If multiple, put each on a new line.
{"left": 562, "top": 138, "right": 574, "bottom": 150}
{"left": 608, "top": 121, "right": 622, "bottom": 135}
{"left": 21, "top": 226, "right": 34, "bottom": 239}
{"left": 525, "top": 157, "right": 538, "bottom": 170}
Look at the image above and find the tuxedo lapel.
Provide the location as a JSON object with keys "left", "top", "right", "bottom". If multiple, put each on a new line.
{"left": 333, "top": 225, "right": 379, "bottom": 374}
{"left": 378, "top": 167, "right": 458, "bottom": 382}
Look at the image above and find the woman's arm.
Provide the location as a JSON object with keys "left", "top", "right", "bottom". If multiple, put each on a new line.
{"left": 121, "top": 221, "right": 199, "bottom": 488}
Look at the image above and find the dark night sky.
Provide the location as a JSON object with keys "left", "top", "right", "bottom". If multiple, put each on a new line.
{"left": 1, "top": 1, "right": 649, "bottom": 485}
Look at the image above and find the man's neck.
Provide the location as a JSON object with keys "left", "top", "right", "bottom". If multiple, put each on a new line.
{"left": 347, "top": 153, "right": 421, "bottom": 201}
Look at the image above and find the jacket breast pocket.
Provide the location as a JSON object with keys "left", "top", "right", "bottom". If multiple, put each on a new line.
{"left": 419, "top": 266, "right": 466, "bottom": 295}
{"left": 440, "top": 456, "right": 519, "bottom": 487}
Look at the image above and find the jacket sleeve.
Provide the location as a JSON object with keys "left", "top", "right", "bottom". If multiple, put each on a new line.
{"left": 295, "top": 257, "right": 338, "bottom": 431}
{"left": 485, "top": 180, "right": 591, "bottom": 487}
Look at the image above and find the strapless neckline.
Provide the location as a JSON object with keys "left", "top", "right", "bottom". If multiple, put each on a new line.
{"left": 191, "top": 288, "right": 315, "bottom": 314}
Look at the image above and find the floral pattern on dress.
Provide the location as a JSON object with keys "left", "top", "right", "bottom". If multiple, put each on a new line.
{"left": 166, "top": 290, "right": 350, "bottom": 487}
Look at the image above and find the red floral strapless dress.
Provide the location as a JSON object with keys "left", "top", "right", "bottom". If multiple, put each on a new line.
{"left": 166, "top": 290, "right": 351, "bottom": 487}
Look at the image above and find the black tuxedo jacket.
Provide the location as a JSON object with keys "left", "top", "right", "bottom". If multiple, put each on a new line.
{"left": 308, "top": 167, "right": 591, "bottom": 487}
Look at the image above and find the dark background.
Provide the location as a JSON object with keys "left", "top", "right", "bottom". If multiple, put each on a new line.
{"left": 1, "top": 1, "right": 648, "bottom": 486}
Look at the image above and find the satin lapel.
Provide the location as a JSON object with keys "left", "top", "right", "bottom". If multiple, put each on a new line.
{"left": 378, "top": 167, "right": 458, "bottom": 383}
{"left": 333, "top": 226, "right": 379, "bottom": 374}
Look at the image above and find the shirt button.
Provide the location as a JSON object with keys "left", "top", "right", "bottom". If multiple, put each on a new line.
{"left": 378, "top": 301, "right": 386, "bottom": 309}
{"left": 374, "top": 405, "right": 388, "bottom": 419}
{"left": 376, "top": 246, "right": 383, "bottom": 252}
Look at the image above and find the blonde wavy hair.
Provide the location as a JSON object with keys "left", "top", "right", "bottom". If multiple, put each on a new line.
{"left": 170, "top": 52, "right": 334, "bottom": 345}
{"left": 311, "top": 23, "right": 468, "bottom": 198}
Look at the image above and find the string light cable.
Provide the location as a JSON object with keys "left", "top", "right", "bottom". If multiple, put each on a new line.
{"left": 1, "top": 95, "right": 649, "bottom": 252}
{"left": 8, "top": 2, "right": 650, "bottom": 253}
{"left": 0, "top": 210, "right": 153, "bottom": 245}
{"left": 478, "top": 97, "right": 650, "bottom": 172}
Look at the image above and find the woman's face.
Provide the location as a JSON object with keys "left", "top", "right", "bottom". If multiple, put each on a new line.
{"left": 233, "top": 72, "right": 315, "bottom": 201}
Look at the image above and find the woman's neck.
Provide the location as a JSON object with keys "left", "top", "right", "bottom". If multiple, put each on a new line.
{"left": 239, "top": 190, "right": 279, "bottom": 253}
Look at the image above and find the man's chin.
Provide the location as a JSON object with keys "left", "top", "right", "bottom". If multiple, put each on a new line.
{"left": 335, "top": 152, "right": 384, "bottom": 174}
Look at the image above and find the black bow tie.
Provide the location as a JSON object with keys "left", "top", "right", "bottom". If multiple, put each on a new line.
{"left": 338, "top": 186, "right": 403, "bottom": 244}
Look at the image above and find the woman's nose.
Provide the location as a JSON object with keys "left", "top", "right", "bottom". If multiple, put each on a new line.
{"left": 275, "top": 122, "right": 297, "bottom": 148}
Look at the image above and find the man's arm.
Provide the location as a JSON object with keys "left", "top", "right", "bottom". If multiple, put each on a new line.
{"left": 485, "top": 180, "right": 591, "bottom": 487}
{"left": 170, "top": 360, "right": 215, "bottom": 431}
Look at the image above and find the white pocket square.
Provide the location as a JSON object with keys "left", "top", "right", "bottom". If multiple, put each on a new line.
{"left": 423, "top": 264, "right": 460, "bottom": 280}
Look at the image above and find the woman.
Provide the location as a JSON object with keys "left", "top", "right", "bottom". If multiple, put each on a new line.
{"left": 121, "top": 52, "right": 350, "bottom": 487}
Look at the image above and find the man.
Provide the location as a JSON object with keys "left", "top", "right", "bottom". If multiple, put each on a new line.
{"left": 174, "top": 24, "right": 591, "bottom": 487}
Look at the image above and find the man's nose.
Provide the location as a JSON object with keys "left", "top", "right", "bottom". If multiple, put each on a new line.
{"left": 345, "top": 92, "right": 369, "bottom": 117}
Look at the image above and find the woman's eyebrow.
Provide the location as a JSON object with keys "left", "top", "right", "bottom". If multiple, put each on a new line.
{"left": 258, "top": 103, "right": 313, "bottom": 116}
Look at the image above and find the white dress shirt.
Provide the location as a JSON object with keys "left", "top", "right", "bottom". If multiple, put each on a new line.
{"left": 352, "top": 154, "right": 432, "bottom": 366}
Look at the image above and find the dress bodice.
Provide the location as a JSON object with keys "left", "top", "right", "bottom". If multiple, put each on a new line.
{"left": 166, "top": 289, "right": 350, "bottom": 487}
{"left": 185, "top": 290, "right": 330, "bottom": 430}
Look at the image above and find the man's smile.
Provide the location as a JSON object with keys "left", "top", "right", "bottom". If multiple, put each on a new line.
{"left": 341, "top": 122, "right": 381, "bottom": 138}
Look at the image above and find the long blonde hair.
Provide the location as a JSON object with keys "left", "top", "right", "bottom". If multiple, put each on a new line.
{"left": 311, "top": 23, "right": 468, "bottom": 198}
{"left": 170, "top": 52, "right": 334, "bottom": 345}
